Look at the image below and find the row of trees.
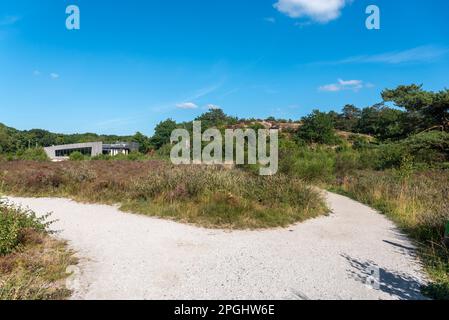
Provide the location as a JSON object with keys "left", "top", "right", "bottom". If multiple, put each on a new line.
{"left": 1, "top": 84, "right": 447, "bottom": 154}
{"left": 0, "top": 124, "right": 136, "bottom": 154}
{"left": 149, "top": 85, "right": 449, "bottom": 148}
{"left": 299, "top": 85, "right": 449, "bottom": 144}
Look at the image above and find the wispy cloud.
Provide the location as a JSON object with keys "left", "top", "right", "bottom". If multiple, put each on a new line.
{"left": 50, "top": 73, "right": 60, "bottom": 79}
{"left": 149, "top": 81, "right": 224, "bottom": 114}
{"left": 294, "top": 21, "right": 313, "bottom": 28}
{"left": 153, "top": 82, "right": 223, "bottom": 113}
{"left": 264, "top": 17, "right": 276, "bottom": 23}
{"left": 0, "top": 15, "right": 21, "bottom": 26}
{"left": 33, "top": 70, "right": 41, "bottom": 76}
{"left": 186, "top": 82, "right": 223, "bottom": 101}
{"left": 317, "top": 45, "right": 449, "bottom": 65}
{"left": 274, "top": 0, "right": 352, "bottom": 23}
{"left": 319, "top": 79, "right": 372, "bottom": 92}
{"left": 176, "top": 102, "right": 198, "bottom": 110}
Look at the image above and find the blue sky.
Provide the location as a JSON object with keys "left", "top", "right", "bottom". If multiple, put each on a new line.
{"left": 1, "top": 0, "right": 448, "bottom": 135}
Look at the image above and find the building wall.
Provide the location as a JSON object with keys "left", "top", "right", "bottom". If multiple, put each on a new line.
{"left": 44, "top": 142, "right": 103, "bottom": 159}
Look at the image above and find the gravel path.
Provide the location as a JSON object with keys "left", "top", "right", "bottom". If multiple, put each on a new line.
{"left": 7, "top": 192, "right": 428, "bottom": 300}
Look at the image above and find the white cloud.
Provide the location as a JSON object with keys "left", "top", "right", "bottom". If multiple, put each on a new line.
{"left": 319, "top": 83, "right": 341, "bottom": 92}
{"left": 274, "top": 0, "right": 351, "bottom": 23}
{"left": 50, "top": 73, "right": 60, "bottom": 79}
{"left": 176, "top": 102, "right": 198, "bottom": 110}
{"left": 319, "top": 78, "right": 371, "bottom": 92}
{"left": 0, "top": 15, "right": 20, "bottom": 26}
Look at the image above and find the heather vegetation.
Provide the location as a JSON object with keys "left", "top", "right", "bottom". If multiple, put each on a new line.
{"left": 0, "top": 161, "right": 327, "bottom": 229}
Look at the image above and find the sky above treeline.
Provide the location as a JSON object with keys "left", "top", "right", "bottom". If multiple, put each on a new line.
{"left": 1, "top": 0, "right": 448, "bottom": 135}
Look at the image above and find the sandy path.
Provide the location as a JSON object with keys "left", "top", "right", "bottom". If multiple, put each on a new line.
{"left": 6, "top": 193, "right": 427, "bottom": 300}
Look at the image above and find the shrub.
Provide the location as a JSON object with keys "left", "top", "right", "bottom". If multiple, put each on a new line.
{"left": 401, "top": 131, "right": 449, "bottom": 165}
{"left": 279, "top": 142, "right": 345, "bottom": 183}
{"left": 373, "top": 143, "right": 405, "bottom": 170}
{"left": 155, "top": 144, "right": 172, "bottom": 158}
{"left": 278, "top": 139, "right": 300, "bottom": 175}
{"left": 366, "top": 132, "right": 449, "bottom": 170}
{"left": 91, "top": 154, "right": 111, "bottom": 161}
{"left": 0, "top": 202, "right": 75, "bottom": 300}
{"left": 17, "top": 148, "right": 49, "bottom": 162}
{"left": 0, "top": 202, "right": 49, "bottom": 255}
{"left": 297, "top": 110, "right": 340, "bottom": 145}
{"left": 127, "top": 151, "right": 145, "bottom": 161}
{"left": 334, "top": 150, "right": 362, "bottom": 178}
{"left": 294, "top": 148, "right": 335, "bottom": 183}
{"left": 349, "top": 134, "right": 373, "bottom": 150}
{"left": 69, "top": 151, "right": 85, "bottom": 161}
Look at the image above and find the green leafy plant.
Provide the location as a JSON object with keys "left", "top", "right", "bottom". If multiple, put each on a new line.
{"left": 0, "top": 202, "right": 50, "bottom": 255}
{"left": 69, "top": 151, "right": 85, "bottom": 161}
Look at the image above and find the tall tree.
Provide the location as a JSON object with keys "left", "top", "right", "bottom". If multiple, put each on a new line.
{"left": 132, "top": 132, "right": 151, "bottom": 153}
{"left": 356, "top": 104, "right": 406, "bottom": 141}
{"left": 195, "top": 108, "right": 238, "bottom": 129}
{"left": 340, "top": 104, "right": 362, "bottom": 132}
{"left": 150, "top": 119, "right": 178, "bottom": 149}
{"left": 382, "top": 84, "right": 449, "bottom": 132}
{"left": 297, "top": 110, "right": 338, "bottom": 144}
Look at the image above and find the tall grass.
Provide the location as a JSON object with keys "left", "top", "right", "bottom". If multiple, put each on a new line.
{"left": 0, "top": 160, "right": 327, "bottom": 229}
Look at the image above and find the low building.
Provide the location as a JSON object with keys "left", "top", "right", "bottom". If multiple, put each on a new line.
{"left": 44, "top": 142, "right": 139, "bottom": 160}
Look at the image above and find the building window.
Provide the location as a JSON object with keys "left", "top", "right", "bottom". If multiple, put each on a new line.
{"left": 55, "top": 147, "right": 92, "bottom": 157}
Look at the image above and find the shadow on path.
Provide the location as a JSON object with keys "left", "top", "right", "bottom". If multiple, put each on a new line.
{"left": 342, "top": 254, "right": 425, "bottom": 300}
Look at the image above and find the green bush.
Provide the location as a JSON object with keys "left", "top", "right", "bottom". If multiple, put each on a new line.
{"left": 0, "top": 202, "right": 50, "bottom": 255}
{"left": 17, "top": 148, "right": 49, "bottom": 162}
{"left": 127, "top": 151, "right": 145, "bottom": 161}
{"left": 91, "top": 154, "right": 112, "bottom": 161}
{"left": 363, "top": 132, "right": 449, "bottom": 170}
{"left": 373, "top": 143, "right": 405, "bottom": 170}
{"left": 278, "top": 139, "right": 300, "bottom": 175}
{"left": 349, "top": 134, "right": 373, "bottom": 150}
{"left": 156, "top": 144, "right": 173, "bottom": 158}
{"left": 401, "top": 131, "right": 449, "bottom": 165}
{"left": 297, "top": 110, "right": 340, "bottom": 145}
{"left": 69, "top": 151, "right": 86, "bottom": 161}
{"left": 295, "top": 148, "right": 335, "bottom": 182}
{"left": 335, "top": 150, "right": 362, "bottom": 177}
{"left": 278, "top": 142, "right": 335, "bottom": 183}
{"left": 91, "top": 152, "right": 146, "bottom": 161}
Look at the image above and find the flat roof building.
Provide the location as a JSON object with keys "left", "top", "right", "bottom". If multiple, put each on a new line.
{"left": 44, "top": 142, "right": 139, "bottom": 160}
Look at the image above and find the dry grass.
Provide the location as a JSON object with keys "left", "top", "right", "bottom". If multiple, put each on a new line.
{"left": 0, "top": 160, "right": 328, "bottom": 229}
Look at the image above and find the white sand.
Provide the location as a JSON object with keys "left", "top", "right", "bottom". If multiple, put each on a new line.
{"left": 7, "top": 192, "right": 428, "bottom": 300}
